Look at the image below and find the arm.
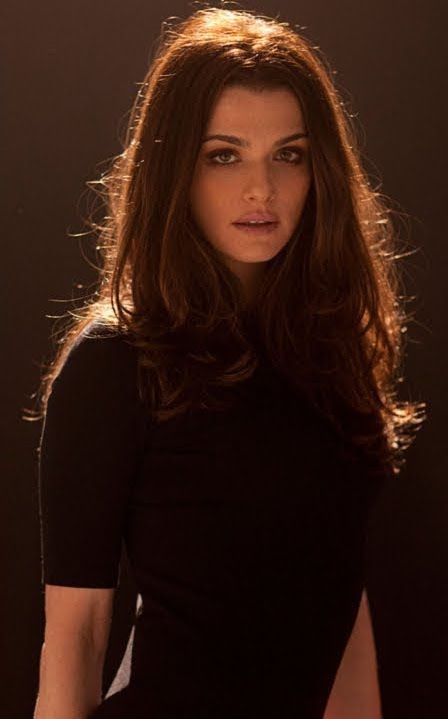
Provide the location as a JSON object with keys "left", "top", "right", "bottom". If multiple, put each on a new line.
{"left": 35, "top": 333, "right": 141, "bottom": 716}
{"left": 323, "top": 589, "right": 383, "bottom": 719}
{"left": 34, "top": 584, "right": 114, "bottom": 719}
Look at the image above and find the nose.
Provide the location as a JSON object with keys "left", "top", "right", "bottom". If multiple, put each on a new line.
{"left": 243, "top": 164, "right": 276, "bottom": 202}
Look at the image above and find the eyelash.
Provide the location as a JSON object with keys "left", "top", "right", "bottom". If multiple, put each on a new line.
{"left": 205, "top": 146, "right": 305, "bottom": 166}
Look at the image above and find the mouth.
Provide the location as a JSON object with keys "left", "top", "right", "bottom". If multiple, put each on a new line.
{"left": 232, "top": 221, "right": 279, "bottom": 234}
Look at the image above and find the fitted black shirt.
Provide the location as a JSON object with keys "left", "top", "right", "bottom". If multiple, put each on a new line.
{"left": 38, "top": 322, "right": 386, "bottom": 718}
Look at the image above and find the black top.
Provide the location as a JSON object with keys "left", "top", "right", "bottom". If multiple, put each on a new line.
{"left": 38, "top": 322, "right": 386, "bottom": 719}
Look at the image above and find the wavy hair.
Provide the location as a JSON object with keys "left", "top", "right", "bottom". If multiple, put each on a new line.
{"left": 26, "top": 4, "right": 427, "bottom": 478}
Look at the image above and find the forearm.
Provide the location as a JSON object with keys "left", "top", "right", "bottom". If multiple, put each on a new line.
{"left": 33, "top": 638, "right": 105, "bottom": 719}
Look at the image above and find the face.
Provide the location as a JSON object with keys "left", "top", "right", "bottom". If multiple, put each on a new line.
{"left": 189, "top": 84, "right": 312, "bottom": 303}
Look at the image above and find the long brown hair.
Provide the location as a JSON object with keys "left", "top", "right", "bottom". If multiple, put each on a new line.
{"left": 25, "top": 5, "right": 426, "bottom": 478}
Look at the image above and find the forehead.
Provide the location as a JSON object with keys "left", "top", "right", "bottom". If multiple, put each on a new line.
{"left": 206, "top": 85, "right": 306, "bottom": 133}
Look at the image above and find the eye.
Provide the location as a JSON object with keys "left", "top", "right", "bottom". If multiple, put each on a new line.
{"left": 277, "top": 146, "right": 305, "bottom": 164}
{"left": 205, "top": 148, "right": 237, "bottom": 165}
{"left": 205, "top": 146, "right": 305, "bottom": 166}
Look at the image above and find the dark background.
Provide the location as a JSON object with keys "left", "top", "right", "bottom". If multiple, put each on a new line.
{"left": 3, "top": 1, "right": 445, "bottom": 717}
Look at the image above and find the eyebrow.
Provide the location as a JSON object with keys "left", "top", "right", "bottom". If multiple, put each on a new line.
{"left": 201, "top": 131, "right": 309, "bottom": 147}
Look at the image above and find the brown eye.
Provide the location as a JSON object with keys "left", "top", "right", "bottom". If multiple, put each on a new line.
{"left": 205, "top": 146, "right": 305, "bottom": 166}
{"left": 278, "top": 147, "right": 304, "bottom": 163}
{"left": 206, "top": 149, "right": 236, "bottom": 165}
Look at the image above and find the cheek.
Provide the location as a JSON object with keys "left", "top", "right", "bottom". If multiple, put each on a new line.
{"left": 284, "top": 173, "right": 312, "bottom": 211}
{"left": 190, "top": 165, "right": 311, "bottom": 219}
{"left": 189, "top": 178, "right": 228, "bottom": 236}
{"left": 191, "top": 169, "right": 216, "bottom": 202}
{"left": 190, "top": 173, "right": 230, "bottom": 219}
{"left": 189, "top": 174, "right": 208, "bottom": 219}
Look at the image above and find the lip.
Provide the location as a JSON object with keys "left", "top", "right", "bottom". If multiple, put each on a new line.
{"left": 232, "top": 222, "right": 279, "bottom": 235}
{"left": 234, "top": 211, "right": 279, "bottom": 223}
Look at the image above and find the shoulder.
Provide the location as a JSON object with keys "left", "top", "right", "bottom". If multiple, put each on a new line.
{"left": 57, "top": 320, "right": 138, "bottom": 381}
{"left": 47, "top": 320, "right": 142, "bottom": 417}
{"left": 42, "top": 321, "right": 147, "bottom": 453}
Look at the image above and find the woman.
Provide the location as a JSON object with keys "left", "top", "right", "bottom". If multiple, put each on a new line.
{"left": 32, "top": 6, "right": 426, "bottom": 719}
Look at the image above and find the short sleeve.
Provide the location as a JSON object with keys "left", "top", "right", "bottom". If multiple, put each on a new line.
{"left": 38, "top": 329, "right": 146, "bottom": 589}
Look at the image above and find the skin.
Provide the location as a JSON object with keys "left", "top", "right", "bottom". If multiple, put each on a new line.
{"left": 189, "top": 85, "right": 313, "bottom": 306}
